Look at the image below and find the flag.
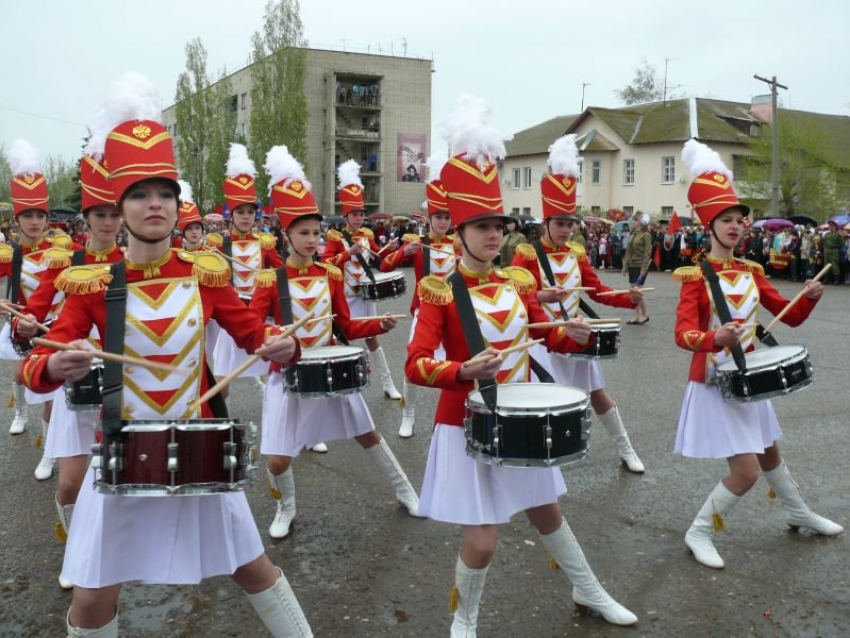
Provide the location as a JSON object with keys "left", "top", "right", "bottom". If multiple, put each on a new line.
{"left": 669, "top": 211, "right": 682, "bottom": 234}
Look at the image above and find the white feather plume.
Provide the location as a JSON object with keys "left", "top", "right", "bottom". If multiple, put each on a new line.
{"left": 424, "top": 150, "right": 448, "bottom": 184}
{"left": 85, "top": 71, "right": 163, "bottom": 159}
{"left": 226, "top": 143, "right": 257, "bottom": 179}
{"left": 420, "top": 200, "right": 428, "bottom": 211}
{"left": 439, "top": 94, "right": 509, "bottom": 169}
{"left": 337, "top": 159, "right": 363, "bottom": 189}
{"left": 264, "top": 145, "right": 311, "bottom": 191}
{"left": 548, "top": 135, "right": 580, "bottom": 178}
{"left": 8, "top": 139, "right": 42, "bottom": 176}
{"left": 681, "top": 139, "right": 733, "bottom": 180}
{"left": 178, "top": 180, "right": 194, "bottom": 203}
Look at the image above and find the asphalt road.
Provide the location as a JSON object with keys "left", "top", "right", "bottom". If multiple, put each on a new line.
{"left": 1, "top": 267, "right": 848, "bottom": 637}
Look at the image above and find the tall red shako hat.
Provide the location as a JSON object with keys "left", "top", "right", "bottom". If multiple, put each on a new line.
{"left": 337, "top": 159, "right": 365, "bottom": 215}
{"left": 86, "top": 72, "right": 179, "bottom": 203}
{"left": 223, "top": 143, "right": 258, "bottom": 212}
{"left": 682, "top": 139, "right": 749, "bottom": 226}
{"left": 424, "top": 150, "right": 449, "bottom": 215}
{"left": 79, "top": 154, "right": 115, "bottom": 212}
{"left": 8, "top": 139, "right": 49, "bottom": 216}
{"left": 541, "top": 134, "right": 581, "bottom": 220}
{"left": 177, "top": 180, "right": 202, "bottom": 233}
{"left": 266, "top": 145, "right": 319, "bottom": 231}
{"left": 438, "top": 94, "right": 509, "bottom": 227}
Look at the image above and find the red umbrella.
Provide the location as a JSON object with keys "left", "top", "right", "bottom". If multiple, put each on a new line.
{"left": 369, "top": 213, "right": 391, "bottom": 221}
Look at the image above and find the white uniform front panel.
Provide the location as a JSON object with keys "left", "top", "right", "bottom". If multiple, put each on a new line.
{"left": 706, "top": 270, "right": 759, "bottom": 382}
{"left": 290, "top": 273, "right": 333, "bottom": 348}
{"left": 539, "top": 251, "right": 582, "bottom": 320}
{"left": 231, "top": 239, "right": 262, "bottom": 297}
{"left": 470, "top": 280, "right": 529, "bottom": 384}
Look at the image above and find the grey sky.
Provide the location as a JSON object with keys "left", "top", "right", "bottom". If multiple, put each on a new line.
{"left": 1, "top": 0, "right": 847, "bottom": 163}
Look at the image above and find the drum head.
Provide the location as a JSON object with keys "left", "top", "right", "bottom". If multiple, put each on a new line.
{"left": 591, "top": 322, "right": 620, "bottom": 332}
{"left": 300, "top": 345, "right": 365, "bottom": 360}
{"left": 716, "top": 345, "right": 806, "bottom": 371}
{"left": 372, "top": 271, "right": 402, "bottom": 283}
{"left": 469, "top": 382, "right": 587, "bottom": 410}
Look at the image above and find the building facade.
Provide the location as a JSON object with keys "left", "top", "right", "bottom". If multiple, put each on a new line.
{"left": 163, "top": 48, "right": 432, "bottom": 216}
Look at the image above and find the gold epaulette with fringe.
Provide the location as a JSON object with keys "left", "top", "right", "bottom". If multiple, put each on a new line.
{"left": 502, "top": 266, "right": 537, "bottom": 295}
{"left": 256, "top": 232, "right": 277, "bottom": 251}
{"left": 48, "top": 233, "right": 73, "bottom": 249}
{"left": 0, "top": 244, "right": 14, "bottom": 264}
{"left": 205, "top": 232, "right": 223, "bottom": 248}
{"left": 567, "top": 241, "right": 587, "bottom": 261}
{"left": 326, "top": 229, "right": 343, "bottom": 242}
{"left": 178, "top": 250, "right": 231, "bottom": 287}
{"left": 359, "top": 227, "right": 374, "bottom": 239}
{"left": 417, "top": 275, "right": 453, "bottom": 305}
{"left": 254, "top": 269, "right": 277, "bottom": 288}
{"left": 54, "top": 265, "right": 112, "bottom": 295}
{"left": 44, "top": 247, "right": 72, "bottom": 269}
{"left": 514, "top": 243, "right": 537, "bottom": 261}
{"left": 402, "top": 233, "right": 420, "bottom": 244}
{"left": 672, "top": 266, "right": 703, "bottom": 283}
{"left": 315, "top": 261, "right": 343, "bottom": 281}
{"left": 736, "top": 258, "right": 765, "bottom": 276}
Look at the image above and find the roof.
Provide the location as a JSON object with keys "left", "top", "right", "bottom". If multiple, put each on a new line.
{"left": 575, "top": 129, "right": 619, "bottom": 152}
{"left": 505, "top": 115, "right": 580, "bottom": 158}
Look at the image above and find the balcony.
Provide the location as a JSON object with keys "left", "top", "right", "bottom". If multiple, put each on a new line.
{"left": 335, "top": 129, "right": 381, "bottom": 141}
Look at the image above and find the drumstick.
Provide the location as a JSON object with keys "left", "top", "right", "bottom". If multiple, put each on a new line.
{"left": 193, "top": 310, "right": 316, "bottom": 407}
{"left": 0, "top": 303, "right": 52, "bottom": 333}
{"left": 32, "top": 338, "right": 190, "bottom": 375}
{"left": 544, "top": 286, "right": 596, "bottom": 292}
{"left": 527, "top": 318, "right": 622, "bottom": 329}
{"left": 596, "top": 287, "right": 655, "bottom": 297}
{"left": 212, "top": 248, "right": 259, "bottom": 273}
{"left": 305, "top": 314, "right": 336, "bottom": 327}
{"left": 351, "top": 314, "right": 407, "bottom": 322}
{"left": 462, "top": 338, "right": 544, "bottom": 369}
{"left": 405, "top": 242, "right": 457, "bottom": 258}
{"left": 763, "top": 263, "right": 831, "bottom": 334}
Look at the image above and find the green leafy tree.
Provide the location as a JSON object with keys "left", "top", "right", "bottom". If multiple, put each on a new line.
{"left": 615, "top": 59, "right": 664, "bottom": 105}
{"left": 204, "top": 75, "right": 237, "bottom": 210}
{"left": 0, "top": 144, "right": 11, "bottom": 205}
{"left": 740, "top": 113, "right": 844, "bottom": 221}
{"left": 45, "top": 155, "right": 77, "bottom": 208}
{"left": 249, "top": 0, "right": 308, "bottom": 197}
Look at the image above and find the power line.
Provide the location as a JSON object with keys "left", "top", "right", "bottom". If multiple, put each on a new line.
{"left": 0, "top": 104, "right": 87, "bottom": 127}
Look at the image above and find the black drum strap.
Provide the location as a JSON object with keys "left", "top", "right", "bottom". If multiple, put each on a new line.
{"left": 72, "top": 249, "right": 86, "bottom": 266}
{"left": 223, "top": 236, "right": 234, "bottom": 285}
{"left": 342, "top": 229, "right": 376, "bottom": 284}
{"left": 700, "top": 260, "right": 747, "bottom": 373}
{"left": 533, "top": 240, "right": 600, "bottom": 320}
{"left": 102, "top": 261, "right": 127, "bottom": 437}
{"left": 204, "top": 364, "right": 229, "bottom": 418}
{"left": 422, "top": 235, "right": 431, "bottom": 277}
{"left": 275, "top": 266, "right": 294, "bottom": 325}
{"left": 756, "top": 324, "right": 779, "bottom": 347}
{"left": 7, "top": 246, "right": 23, "bottom": 303}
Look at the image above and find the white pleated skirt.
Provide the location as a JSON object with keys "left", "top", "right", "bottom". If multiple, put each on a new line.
{"left": 261, "top": 372, "right": 374, "bottom": 457}
{"left": 0, "top": 321, "right": 22, "bottom": 361}
{"left": 62, "top": 471, "right": 264, "bottom": 588}
{"left": 529, "top": 344, "right": 605, "bottom": 392}
{"left": 44, "top": 394, "right": 98, "bottom": 458}
{"left": 346, "top": 294, "right": 377, "bottom": 319}
{"left": 418, "top": 424, "right": 567, "bottom": 526}
{"left": 212, "top": 330, "right": 268, "bottom": 378}
{"left": 675, "top": 382, "right": 782, "bottom": 459}
{"left": 25, "top": 387, "right": 55, "bottom": 405}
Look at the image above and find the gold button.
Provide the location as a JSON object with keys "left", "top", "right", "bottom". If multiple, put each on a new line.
{"left": 182, "top": 282, "right": 191, "bottom": 289}
{"left": 125, "top": 366, "right": 134, "bottom": 374}
{"left": 188, "top": 318, "right": 197, "bottom": 327}
{"left": 126, "top": 404, "right": 135, "bottom": 413}
{"left": 187, "top": 360, "right": 197, "bottom": 368}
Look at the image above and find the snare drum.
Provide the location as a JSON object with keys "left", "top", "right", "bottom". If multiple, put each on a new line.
{"left": 567, "top": 322, "right": 620, "bottom": 360}
{"left": 11, "top": 317, "right": 56, "bottom": 357}
{"left": 92, "top": 419, "right": 255, "bottom": 496}
{"left": 65, "top": 360, "right": 104, "bottom": 411}
{"left": 284, "top": 345, "right": 369, "bottom": 398}
{"left": 716, "top": 345, "right": 814, "bottom": 403}
{"left": 465, "top": 382, "right": 591, "bottom": 468}
{"left": 360, "top": 271, "right": 406, "bottom": 302}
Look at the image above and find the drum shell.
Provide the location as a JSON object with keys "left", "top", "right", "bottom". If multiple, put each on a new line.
{"left": 65, "top": 363, "right": 104, "bottom": 411}
{"left": 94, "top": 420, "right": 252, "bottom": 496}
{"left": 360, "top": 272, "right": 407, "bottom": 301}
{"left": 284, "top": 348, "right": 369, "bottom": 398}
{"left": 567, "top": 324, "right": 620, "bottom": 360}
{"left": 716, "top": 346, "right": 814, "bottom": 403}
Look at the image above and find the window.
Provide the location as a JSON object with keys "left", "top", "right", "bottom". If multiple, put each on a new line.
{"left": 522, "top": 207, "right": 531, "bottom": 215}
{"left": 172, "top": 123, "right": 177, "bottom": 137}
{"left": 241, "top": 93, "right": 248, "bottom": 110}
{"left": 623, "top": 159, "right": 635, "bottom": 185}
{"left": 623, "top": 206, "right": 634, "bottom": 216}
{"left": 592, "top": 160, "right": 601, "bottom": 184}
{"left": 661, "top": 206, "right": 674, "bottom": 218}
{"left": 230, "top": 95, "right": 238, "bottom": 113}
{"left": 240, "top": 122, "right": 247, "bottom": 138}
{"left": 511, "top": 207, "right": 520, "bottom": 216}
{"left": 577, "top": 160, "right": 583, "bottom": 184}
{"left": 662, "top": 156, "right": 676, "bottom": 183}
{"left": 512, "top": 168, "right": 521, "bottom": 189}
{"left": 523, "top": 167, "right": 532, "bottom": 189}
{"left": 591, "top": 206, "right": 601, "bottom": 214}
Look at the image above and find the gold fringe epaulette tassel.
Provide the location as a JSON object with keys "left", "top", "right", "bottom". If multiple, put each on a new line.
{"left": 402, "top": 233, "right": 420, "bottom": 244}
{"left": 204, "top": 232, "right": 223, "bottom": 248}
{"left": 8, "top": 394, "right": 15, "bottom": 408}
{"left": 418, "top": 276, "right": 453, "bottom": 305}
{"left": 672, "top": 266, "right": 703, "bottom": 283}
{"left": 257, "top": 232, "right": 278, "bottom": 251}
{"left": 0, "top": 244, "right": 14, "bottom": 264}
{"left": 737, "top": 258, "right": 765, "bottom": 276}
{"left": 44, "top": 248, "right": 72, "bottom": 269}
{"left": 326, "top": 229, "right": 343, "bottom": 242}
{"left": 54, "top": 266, "right": 112, "bottom": 295}
{"left": 514, "top": 243, "right": 537, "bottom": 261}
{"left": 448, "top": 584, "right": 459, "bottom": 612}
{"left": 254, "top": 269, "right": 277, "bottom": 288}
{"left": 315, "top": 262, "right": 343, "bottom": 281}
{"left": 187, "top": 251, "right": 231, "bottom": 287}
{"left": 567, "top": 241, "right": 587, "bottom": 261}
{"left": 502, "top": 266, "right": 537, "bottom": 295}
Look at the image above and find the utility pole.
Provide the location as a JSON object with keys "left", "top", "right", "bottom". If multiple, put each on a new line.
{"left": 581, "top": 82, "right": 591, "bottom": 111}
{"left": 754, "top": 74, "right": 788, "bottom": 218}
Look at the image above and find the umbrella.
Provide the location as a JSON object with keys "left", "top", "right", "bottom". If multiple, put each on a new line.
{"left": 322, "top": 215, "right": 346, "bottom": 226}
{"left": 829, "top": 214, "right": 850, "bottom": 227}
{"left": 369, "top": 213, "right": 391, "bottom": 221}
{"left": 204, "top": 213, "right": 223, "bottom": 222}
{"left": 787, "top": 215, "right": 819, "bottom": 226}
{"left": 518, "top": 214, "right": 541, "bottom": 224}
{"left": 753, "top": 218, "right": 794, "bottom": 230}
{"left": 613, "top": 221, "right": 632, "bottom": 232}
{"left": 583, "top": 216, "right": 613, "bottom": 225}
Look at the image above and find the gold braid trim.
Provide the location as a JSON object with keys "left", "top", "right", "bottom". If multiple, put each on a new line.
{"left": 0, "top": 244, "right": 14, "bottom": 263}
{"left": 45, "top": 248, "right": 72, "bottom": 269}
{"left": 205, "top": 232, "right": 223, "bottom": 248}
{"left": 672, "top": 266, "right": 703, "bottom": 283}
{"left": 256, "top": 232, "right": 277, "bottom": 251}
{"left": 255, "top": 269, "right": 277, "bottom": 288}
{"left": 567, "top": 241, "right": 587, "bottom": 261}
{"left": 54, "top": 266, "right": 112, "bottom": 295}
{"left": 326, "top": 229, "right": 343, "bottom": 242}
{"left": 502, "top": 266, "right": 537, "bottom": 295}
{"left": 402, "top": 233, "right": 420, "bottom": 243}
{"left": 417, "top": 275, "right": 453, "bottom": 305}
{"left": 315, "top": 262, "right": 343, "bottom": 281}
{"left": 736, "top": 258, "right": 765, "bottom": 276}
{"left": 359, "top": 227, "right": 374, "bottom": 239}
{"left": 514, "top": 243, "right": 537, "bottom": 261}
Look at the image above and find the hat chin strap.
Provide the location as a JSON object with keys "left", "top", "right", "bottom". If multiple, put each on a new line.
{"left": 457, "top": 228, "right": 489, "bottom": 267}
{"left": 709, "top": 221, "right": 735, "bottom": 252}
{"left": 126, "top": 220, "right": 176, "bottom": 245}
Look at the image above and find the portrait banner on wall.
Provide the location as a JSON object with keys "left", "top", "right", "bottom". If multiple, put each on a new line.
{"left": 397, "top": 133, "right": 426, "bottom": 183}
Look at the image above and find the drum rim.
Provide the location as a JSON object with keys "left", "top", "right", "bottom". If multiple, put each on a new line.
{"left": 716, "top": 344, "right": 809, "bottom": 373}
{"left": 467, "top": 382, "right": 589, "bottom": 412}
{"left": 297, "top": 345, "right": 367, "bottom": 359}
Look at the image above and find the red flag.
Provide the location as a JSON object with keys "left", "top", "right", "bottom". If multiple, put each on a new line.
{"left": 669, "top": 211, "right": 682, "bottom": 234}
{"left": 653, "top": 244, "right": 662, "bottom": 269}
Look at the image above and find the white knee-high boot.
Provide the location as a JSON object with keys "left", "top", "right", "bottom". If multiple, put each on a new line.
{"left": 364, "top": 438, "right": 422, "bottom": 516}
{"left": 398, "top": 379, "right": 417, "bottom": 438}
{"left": 764, "top": 462, "right": 843, "bottom": 535}
{"left": 66, "top": 609, "right": 118, "bottom": 637}
{"left": 55, "top": 496, "right": 75, "bottom": 589}
{"left": 35, "top": 418, "right": 55, "bottom": 480}
{"left": 449, "top": 555, "right": 489, "bottom": 638}
{"left": 268, "top": 468, "right": 297, "bottom": 539}
{"left": 9, "top": 382, "right": 28, "bottom": 434}
{"left": 370, "top": 346, "right": 401, "bottom": 399}
{"left": 540, "top": 518, "right": 638, "bottom": 626}
{"left": 245, "top": 568, "right": 313, "bottom": 637}
{"left": 597, "top": 406, "right": 645, "bottom": 473}
{"left": 684, "top": 481, "right": 741, "bottom": 569}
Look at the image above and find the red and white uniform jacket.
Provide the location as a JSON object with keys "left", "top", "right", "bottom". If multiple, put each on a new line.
{"left": 207, "top": 230, "right": 284, "bottom": 300}
{"left": 380, "top": 232, "right": 459, "bottom": 315}
{"left": 0, "top": 238, "right": 82, "bottom": 308}
{"left": 673, "top": 257, "right": 818, "bottom": 384}
{"left": 322, "top": 226, "right": 381, "bottom": 297}
{"left": 511, "top": 240, "right": 635, "bottom": 318}
{"left": 250, "top": 260, "right": 385, "bottom": 373}
{"left": 405, "top": 264, "right": 585, "bottom": 427}
{"left": 22, "top": 250, "right": 292, "bottom": 419}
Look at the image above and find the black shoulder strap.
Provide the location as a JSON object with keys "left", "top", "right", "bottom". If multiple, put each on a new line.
{"left": 223, "top": 236, "right": 233, "bottom": 285}
{"left": 700, "top": 260, "right": 748, "bottom": 373}
{"left": 422, "top": 235, "right": 431, "bottom": 277}
{"left": 342, "top": 229, "right": 377, "bottom": 284}
{"left": 756, "top": 324, "right": 779, "bottom": 347}
{"left": 102, "top": 261, "right": 127, "bottom": 436}
{"left": 72, "top": 249, "right": 86, "bottom": 266}
{"left": 275, "top": 266, "right": 294, "bottom": 325}
{"left": 204, "top": 364, "right": 229, "bottom": 418}
{"left": 533, "top": 240, "right": 600, "bottom": 320}
{"left": 7, "top": 246, "right": 23, "bottom": 303}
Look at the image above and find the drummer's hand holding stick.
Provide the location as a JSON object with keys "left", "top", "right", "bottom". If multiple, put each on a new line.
{"left": 0, "top": 302, "right": 50, "bottom": 338}
{"left": 626, "top": 286, "right": 644, "bottom": 304}
{"left": 402, "top": 241, "right": 421, "bottom": 256}
{"left": 536, "top": 287, "right": 570, "bottom": 304}
{"left": 345, "top": 240, "right": 364, "bottom": 257}
{"left": 379, "top": 312, "right": 398, "bottom": 332}
{"left": 45, "top": 339, "right": 97, "bottom": 383}
{"left": 457, "top": 347, "right": 504, "bottom": 381}
{"left": 564, "top": 317, "right": 593, "bottom": 346}
{"left": 713, "top": 322, "right": 745, "bottom": 349}
{"left": 763, "top": 263, "right": 829, "bottom": 334}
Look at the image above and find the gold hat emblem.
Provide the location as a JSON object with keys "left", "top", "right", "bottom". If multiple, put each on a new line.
{"left": 714, "top": 174, "right": 726, "bottom": 184}
{"left": 482, "top": 160, "right": 492, "bottom": 171}
{"left": 291, "top": 181, "right": 303, "bottom": 192}
{"left": 563, "top": 177, "right": 573, "bottom": 188}
{"left": 24, "top": 174, "right": 35, "bottom": 185}
{"left": 239, "top": 176, "right": 249, "bottom": 184}
{"left": 132, "top": 124, "right": 152, "bottom": 140}
{"left": 351, "top": 186, "right": 360, "bottom": 195}
{"left": 102, "top": 159, "right": 109, "bottom": 169}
